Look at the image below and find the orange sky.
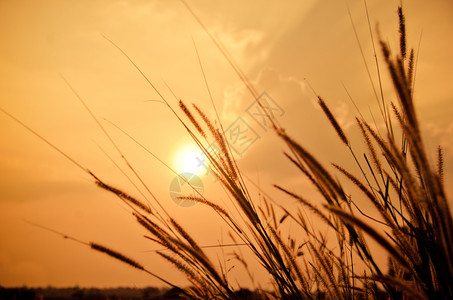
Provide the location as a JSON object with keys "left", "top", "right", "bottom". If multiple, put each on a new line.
{"left": 1, "top": 0, "right": 452, "bottom": 289}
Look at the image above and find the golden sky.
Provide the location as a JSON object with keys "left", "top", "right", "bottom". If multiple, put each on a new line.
{"left": 1, "top": 0, "right": 452, "bottom": 288}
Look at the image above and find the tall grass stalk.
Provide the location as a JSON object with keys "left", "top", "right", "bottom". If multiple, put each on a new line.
{"left": 2, "top": 3, "right": 452, "bottom": 300}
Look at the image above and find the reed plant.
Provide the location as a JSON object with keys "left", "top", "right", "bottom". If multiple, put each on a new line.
{"left": 2, "top": 2, "right": 452, "bottom": 300}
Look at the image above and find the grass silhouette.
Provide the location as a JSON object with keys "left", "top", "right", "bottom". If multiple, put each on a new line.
{"left": 1, "top": 2, "right": 452, "bottom": 299}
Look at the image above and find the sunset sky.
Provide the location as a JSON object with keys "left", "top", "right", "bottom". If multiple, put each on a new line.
{"left": 1, "top": 0, "right": 452, "bottom": 289}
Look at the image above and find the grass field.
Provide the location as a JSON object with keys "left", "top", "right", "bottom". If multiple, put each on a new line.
{"left": 1, "top": 1, "right": 452, "bottom": 299}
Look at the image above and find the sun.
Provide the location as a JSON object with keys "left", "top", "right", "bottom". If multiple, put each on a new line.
{"left": 173, "top": 143, "right": 205, "bottom": 175}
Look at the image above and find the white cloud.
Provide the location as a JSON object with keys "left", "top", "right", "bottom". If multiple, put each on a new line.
{"left": 441, "top": 123, "right": 453, "bottom": 153}
{"left": 424, "top": 121, "right": 453, "bottom": 155}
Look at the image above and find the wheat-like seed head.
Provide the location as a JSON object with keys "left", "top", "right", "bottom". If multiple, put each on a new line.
{"left": 94, "top": 179, "right": 152, "bottom": 214}
{"left": 398, "top": 6, "right": 407, "bottom": 59}
{"left": 179, "top": 100, "right": 206, "bottom": 138}
{"left": 318, "top": 96, "right": 349, "bottom": 146}
{"left": 90, "top": 242, "right": 144, "bottom": 270}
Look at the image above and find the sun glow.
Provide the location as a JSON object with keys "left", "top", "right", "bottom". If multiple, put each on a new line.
{"left": 173, "top": 143, "right": 205, "bottom": 175}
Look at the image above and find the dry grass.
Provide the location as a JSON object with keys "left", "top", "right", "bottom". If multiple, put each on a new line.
{"left": 1, "top": 3, "right": 452, "bottom": 300}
